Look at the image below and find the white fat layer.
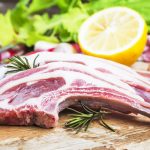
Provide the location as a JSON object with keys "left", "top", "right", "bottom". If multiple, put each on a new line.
{"left": 24, "top": 52, "right": 150, "bottom": 87}
{"left": 0, "top": 65, "right": 144, "bottom": 105}
{"left": 0, "top": 62, "right": 131, "bottom": 93}
{"left": 0, "top": 65, "right": 7, "bottom": 80}
{"left": 42, "top": 62, "right": 135, "bottom": 92}
{"left": 0, "top": 97, "right": 40, "bottom": 110}
{"left": 0, "top": 81, "right": 143, "bottom": 114}
{"left": 0, "top": 83, "right": 67, "bottom": 111}
{"left": 0, "top": 52, "right": 148, "bottom": 115}
{"left": 0, "top": 80, "right": 139, "bottom": 113}
{"left": 1, "top": 61, "right": 135, "bottom": 95}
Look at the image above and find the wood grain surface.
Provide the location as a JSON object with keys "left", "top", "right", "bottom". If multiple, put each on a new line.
{"left": 0, "top": 112, "right": 149, "bottom": 150}
{"left": 0, "top": 62, "right": 149, "bottom": 150}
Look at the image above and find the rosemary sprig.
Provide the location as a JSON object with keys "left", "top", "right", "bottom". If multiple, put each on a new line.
{"left": 5, "top": 55, "right": 39, "bottom": 74}
{"left": 65, "top": 102, "right": 115, "bottom": 133}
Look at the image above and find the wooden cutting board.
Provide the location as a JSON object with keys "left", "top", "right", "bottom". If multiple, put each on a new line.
{"left": 0, "top": 62, "right": 149, "bottom": 150}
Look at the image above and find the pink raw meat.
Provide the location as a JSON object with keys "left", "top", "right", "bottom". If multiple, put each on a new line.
{"left": 0, "top": 57, "right": 150, "bottom": 128}
{"left": 24, "top": 52, "right": 150, "bottom": 103}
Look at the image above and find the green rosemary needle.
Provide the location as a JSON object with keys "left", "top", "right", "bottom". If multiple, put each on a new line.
{"left": 5, "top": 54, "right": 39, "bottom": 74}
{"left": 65, "top": 102, "right": 115, "bottom": 133}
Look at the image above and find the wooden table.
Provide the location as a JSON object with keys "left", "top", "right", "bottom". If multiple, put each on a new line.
{"left": 0, "top": 62, "right": 149, "bottom": 150}
{"left": 0, "top": 113, "right": 149, "bottom": 150}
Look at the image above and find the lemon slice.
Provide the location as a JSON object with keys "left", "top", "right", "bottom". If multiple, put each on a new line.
{"left": 78, "top": 7, "right": 148, "bottom": 65}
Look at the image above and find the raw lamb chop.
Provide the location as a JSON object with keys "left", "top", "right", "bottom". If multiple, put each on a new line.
{"left": 25, "top": 52, "right": 150, "bottom": 103}
{"left": 0, "top": 60, "right": 150, "bottom": 128}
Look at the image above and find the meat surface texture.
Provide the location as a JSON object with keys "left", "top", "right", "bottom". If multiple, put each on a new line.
{"left": 0, "top": 52, "right": 150, "bottom": 128}
{"left": 25, "top": 52, "right": 150, "bottom": 103}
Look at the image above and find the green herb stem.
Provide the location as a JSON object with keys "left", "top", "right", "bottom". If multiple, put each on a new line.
{"left": 5, "top": 55, "right": 39, "bottom": 74}
{"left": 64, "top": 102, "right": 115, "bottom": 133}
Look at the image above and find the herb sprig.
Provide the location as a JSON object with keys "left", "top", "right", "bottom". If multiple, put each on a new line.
{"left": 65, "top": 102, "right": 115, "bottom": 133}
{"left": 6, "top": 55, "right": 39, "bottom": 74}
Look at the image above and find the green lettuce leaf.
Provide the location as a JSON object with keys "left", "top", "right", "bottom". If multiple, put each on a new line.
{"left": 46, "top": 8, "right": 89, "bottom": 42}
{"left": 0, "top": 0, "right": 150, "bottom": 48}
{"left": 0, "top": 11, "right": 17, "bottom": 46}
{"left": 28, "top": 0, "right": 56, "bottom": 13}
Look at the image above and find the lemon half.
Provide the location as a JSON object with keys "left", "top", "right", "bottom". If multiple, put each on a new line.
{"left": 78, "top": 7, "right": 148, "bottom": 65}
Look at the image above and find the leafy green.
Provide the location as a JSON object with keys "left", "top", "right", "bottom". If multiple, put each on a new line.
{"left": 0, "top": 11, "right": 17, "bottom": 46}
{"left": 28, "top": 0, "right": 56, "bottom": 13}
{"left": 9, "top": 0, "right": 59, "bottom": 46}
{"left": 33, "top": 14, "right": 50, "bottom": 34}
{"left": 47, "top": 8, "right": 89, "bottom": 42}
{"left": 0, "top": 0, "right": 150, "bottom": 48}
{"left": 16, "top": 24, "right": 58, "bottom": 46}
{"left": 10, "top": 0, "right": 30, "bottom": 31}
